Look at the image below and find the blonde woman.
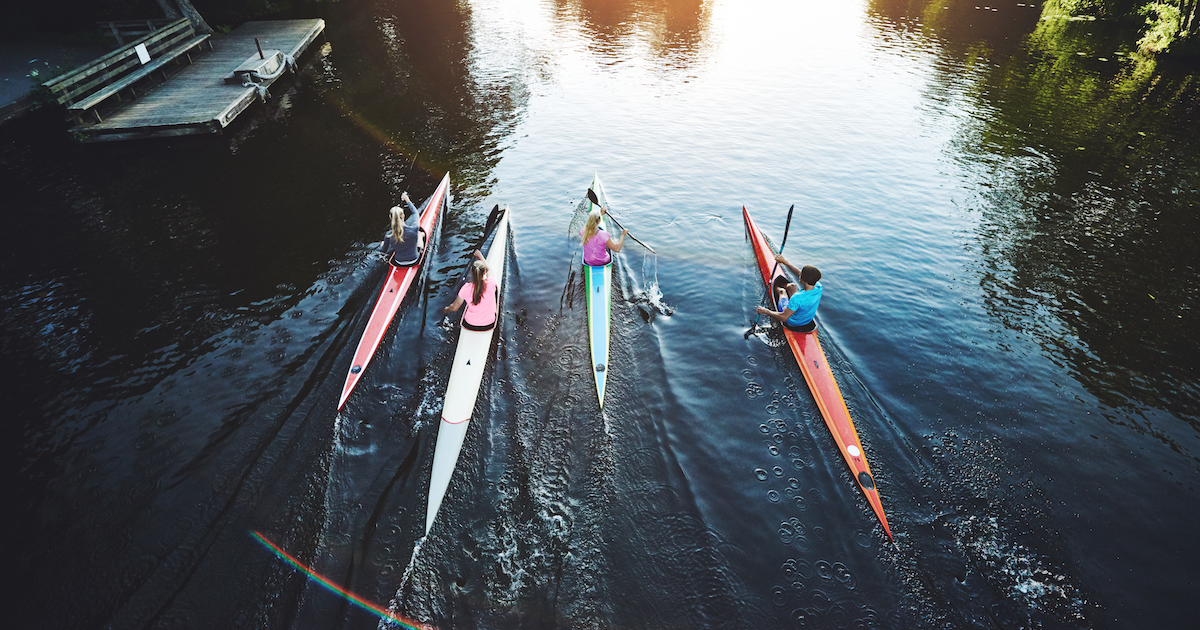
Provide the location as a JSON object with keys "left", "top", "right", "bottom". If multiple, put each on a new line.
{"left": 380, "top": 191, "right": 426, "bottom": 266}
{"left": 444, "top": 252, "right": 498, "bottom": 331}
{"left": 579, "top": 208, "right": 628, "bottom": 266}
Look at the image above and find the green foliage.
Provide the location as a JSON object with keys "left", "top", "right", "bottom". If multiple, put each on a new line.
{"left": 1138, "top": 2, "right": 1182, "bottom": 53}
{"left": 1046, "top": 0, "right": 1107, "bottom": 16}
{"left": 1036, "top": 0, "right": 1200, "bottom": 58}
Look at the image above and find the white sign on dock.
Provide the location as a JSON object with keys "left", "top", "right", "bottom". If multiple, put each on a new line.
{"left": 71, "top": 18, "right": 326, "bottom": 142}
{"left": 135, "top": 43, "right": 151, "bottom": 65}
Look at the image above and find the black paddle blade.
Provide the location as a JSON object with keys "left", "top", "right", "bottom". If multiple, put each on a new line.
{"left": 418, "top": 268, "right": 430, "bottom": 335}
{"left": 586, "top": 188, "right": 601, "bottom": 206}
{"left": 777, "top": 204, "right": 796, "bottom": 252}
{"left": 744, "top": 322, "right": 773, "bottom": 340}
{"left": 482, "top": 204, "right": 502, "bottom": 238}
{"left": 560, "top": 251, "right": 577, "bottom": 314}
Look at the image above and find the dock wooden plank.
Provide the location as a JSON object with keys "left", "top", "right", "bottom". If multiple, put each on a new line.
{"left": 76, "top": 18, "right": 324, "bottom": 141}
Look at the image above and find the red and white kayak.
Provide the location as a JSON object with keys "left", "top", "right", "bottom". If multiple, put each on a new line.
{"left": 743, "top": 205, "right": 893, "bottom": 541}
{"left": 425, "top": 206, "right": 511, "bottom": 535}
{"left": 338, "top": 173, "right": 450, "bottom": 411}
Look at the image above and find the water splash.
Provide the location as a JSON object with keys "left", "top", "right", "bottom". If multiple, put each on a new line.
{"left": 624, "top": 253, "right": 674, "bottom": 322}
{"left": 747, "top": 324, "right": 788, "bottom": 347}
{"left": 566, "top": 197, "right": 591, "bottom": 237}
{"left": 630, "top": 254, "right": 674, "bottom": 318}
{"left": 395, "top": 536, "right": 425, "bottom": 596}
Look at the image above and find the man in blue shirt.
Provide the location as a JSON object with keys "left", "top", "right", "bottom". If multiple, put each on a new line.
{"left": 756, "top": 254, "right": 822, "bottom": 333}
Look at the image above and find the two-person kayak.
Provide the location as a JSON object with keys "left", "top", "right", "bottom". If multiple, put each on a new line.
{"left": 338, "top": 173, "right": 450, "bottom": 412}
{"left": 743, "top": 205, "right": 893, "bottom": 541}
{"left": 583, "top": 174, "right": 613, "bottom": 408}
{"left": 424, "top": 206, "right": 512, "bottom": 535}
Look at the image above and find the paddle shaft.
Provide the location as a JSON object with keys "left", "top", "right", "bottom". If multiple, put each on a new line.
{"left": 766, "top": 204, "right": 796, "bottom": 287}
{"left": 602, "top": 212, "right": 656, "bottom": 254}
{"left": 749, "top": 204, "right": 795, "bottom": 334}
{"left": 586, "top": 188, "right": 656, "bottom": 254}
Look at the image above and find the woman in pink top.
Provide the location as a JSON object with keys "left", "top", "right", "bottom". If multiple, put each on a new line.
{"left": 443, "top": 251, "right": 498, "bottom": 330}
{"left": 580, "top": 208, "right": 628, "bottom": 266}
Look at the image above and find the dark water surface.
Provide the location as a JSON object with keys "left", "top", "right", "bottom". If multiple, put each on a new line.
{"left": 4, "top": 0, "right": 1199, "bottom": 628}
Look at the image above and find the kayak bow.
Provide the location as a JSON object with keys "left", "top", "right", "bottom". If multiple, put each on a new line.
{"left": 425, "top": 206, "right": 512, "bottom": 535}
{"left": 584, "top": 174, "right": 612, "bottom": 408}
{"left": 743, "top": 205, "right": 893, "bottom": 541}
{"left": 338, "top": 173, "right": 450, "bottom": 411}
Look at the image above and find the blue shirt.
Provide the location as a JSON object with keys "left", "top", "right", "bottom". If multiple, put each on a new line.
{"left": 785, "top": 281, "right": 822, "bottom": 327}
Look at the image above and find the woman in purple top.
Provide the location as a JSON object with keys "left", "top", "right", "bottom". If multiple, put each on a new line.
{"left": 580, "top": 208, "right": 628, "bottom": 266}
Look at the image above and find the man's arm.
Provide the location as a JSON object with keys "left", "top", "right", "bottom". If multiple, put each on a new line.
{"left": 775, "top": 254, "right": 802, "bottom": 278}
{"left": 756, "top": 304, "right": 795, "bottom": 323}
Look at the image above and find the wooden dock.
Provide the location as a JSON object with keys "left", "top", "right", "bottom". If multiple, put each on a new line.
{"left": 75, "top": 18, "right": 325, "bottom": 142}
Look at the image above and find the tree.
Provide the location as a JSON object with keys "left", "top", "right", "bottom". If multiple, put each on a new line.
{"left": 156, "top": 0, "right": 212, "bottom": 34}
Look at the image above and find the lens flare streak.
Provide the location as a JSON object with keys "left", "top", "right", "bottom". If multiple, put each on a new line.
{"left": 251, "top": 530, "right": 433, "bottom": 630}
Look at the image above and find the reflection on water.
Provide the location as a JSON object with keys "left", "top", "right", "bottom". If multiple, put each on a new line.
{"left": 868, "top": 0, "right": 1200, "bottom": 426}
{"left": 556, "top": 0, "right": 712, "bottom": 67}
{"left": 5, "top": 0, "right": 1200, "bottom": 628}
{"left": 971, "top": 5, "right": 1197, "bottom": 423}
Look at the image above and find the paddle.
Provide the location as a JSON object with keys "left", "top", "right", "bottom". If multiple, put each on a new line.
{"left": 585, "top": 188, "right": 657, "bottom": 254}
{"left": 417, "top": 194, "right": 450, "bottom": 335}
{"left": 745, "top": 204, "right": 795, "bottom": 339}
{"left": 560, "top": 250, "right": 577, "bottom": 314}
{"left": 419, "top": 262, "right": 431, "bottom": 334}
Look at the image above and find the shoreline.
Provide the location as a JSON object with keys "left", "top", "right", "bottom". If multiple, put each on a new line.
{"left": 0, "top": 39, "right": 110, "bottom": 124}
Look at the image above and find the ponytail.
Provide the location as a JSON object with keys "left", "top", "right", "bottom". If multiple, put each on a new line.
{"left": 470, "top": 259, "right": 488, "bottom": 304}
{"left": 582, "top": 210, "right": 602, "bottom": 242}
{"left": 389, "top": 206, "right": 406, "bottom": 243}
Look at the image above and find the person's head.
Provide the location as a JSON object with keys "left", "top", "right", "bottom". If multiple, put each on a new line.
{"left": 582, "top": 209, "right": 603, "bottom": 241}
{"left": 800, "top": 265, "right": 821, "bottom": 287}
{"left": 470, "top": 259, "right": 489, "bottom": 304}
{"left": 389, "top": 206, "right": 406, "bottom": 243}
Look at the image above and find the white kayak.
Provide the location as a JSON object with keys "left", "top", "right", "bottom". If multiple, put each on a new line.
{"left": 424, "top": 206, "right": 511, "bottom": 535}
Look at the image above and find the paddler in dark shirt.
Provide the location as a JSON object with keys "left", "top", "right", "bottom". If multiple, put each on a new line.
{"left": 380, "top": 191, "right": 426, "bottom": 266}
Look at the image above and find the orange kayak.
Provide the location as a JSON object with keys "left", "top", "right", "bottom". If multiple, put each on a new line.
{"left": 743, "top": 205, "right": 892, "bottom": 541}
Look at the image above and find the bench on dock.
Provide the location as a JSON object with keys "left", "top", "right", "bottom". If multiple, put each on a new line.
{"left": 43, "top": 18, "right": 213, "bottom": 124}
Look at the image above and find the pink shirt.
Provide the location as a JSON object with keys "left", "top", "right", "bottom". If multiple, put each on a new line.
{"left": 458, "top": 277, "right": 498, "bottom": 327}
{"left": 582, "top": 229, "right": 612, "bottom": 266}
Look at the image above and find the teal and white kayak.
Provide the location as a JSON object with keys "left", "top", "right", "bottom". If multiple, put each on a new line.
{"left": 584, "top": 174, "right": 612, "bottom": 408}
{"left": 424, "top": 206, "right": 511, "bottom": 535}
